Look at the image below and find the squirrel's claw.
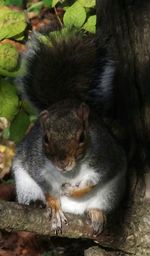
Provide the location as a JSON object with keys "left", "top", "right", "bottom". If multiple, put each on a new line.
{"left": 49, "top": 208, "right": 68, "bottom": 233}
{"left": 59, "top": 209, "right": 68, "bottom": 225}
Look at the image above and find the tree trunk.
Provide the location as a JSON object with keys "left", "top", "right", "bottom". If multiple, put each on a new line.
{"left": 97, "top": 0, "right": 150, "bottom": 169}
{"left": 95, "top": 0, "right": 150, "bottom": 254}
{"left": 97, "top": 0, "right": 150, "bottom": 255}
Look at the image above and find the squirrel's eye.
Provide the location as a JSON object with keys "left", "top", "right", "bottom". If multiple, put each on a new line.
{"left": 79, "top": 132, "right": 85, "bottom": 144}
{"left": 44, "top": 134, "right": 49, "bottom": 144}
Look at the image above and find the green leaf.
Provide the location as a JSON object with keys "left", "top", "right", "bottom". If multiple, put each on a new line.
{"left": 0, "top": 67, "right": 19, "bottom": 77}
{"left": 0, "top": 80, "right": 19, "bottom": 121}
{"left": 22, "top": 100, "right": 36, "bottom": 116}
{"left": 2, "top": 127, "right": 10, "bottom": 140}
{"left": 63, "top": 2, "right": 86, "bottom": 28}
{"left": 0, "top": 43, "right": 19, "bottom": 75}
{"left": 9, "top": 109, "right": 30, "bottom": 144}
{"left": 13, "top": 32, "right": 25, "bottom": 41}
{"left": 5, "top": 0, "right": 24, "bottom": 7}
{"left": 52, "top": 0, "right": 59, "bottom": 7}
{"left": 83, "top": 15, "right": 96, "bottom": 33}
{"left": 29, "top": 115, "right": 37, "bottom": 123}
{"left": 27, "top": 1, "right": 44, "bottom": 12}
{"left": 0, "top": 0, "right": 5, "bottom": 5}
{"left": 0, "top": 7, "right": 26, "bottom": 41}
{"left": 78, "top": 0, "right": 95, "bottom": 8}
{"left": 43, "top": 0, "right": 52, "bottom": 8}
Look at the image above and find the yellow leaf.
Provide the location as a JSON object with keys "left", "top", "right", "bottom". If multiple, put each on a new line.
{"left": 0, "top": 142, "right": 15, "bottom": 179}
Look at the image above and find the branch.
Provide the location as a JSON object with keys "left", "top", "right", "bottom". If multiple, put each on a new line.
{"left": 0, "top": 174, "right": 150, "bottom": 255}
{"left": 0, "top": 200, "right": 93, "bottom": 238}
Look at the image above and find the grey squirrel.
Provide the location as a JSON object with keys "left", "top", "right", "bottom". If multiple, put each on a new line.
{"left": 13, "top": 30, "right": 127, "bottom": 235}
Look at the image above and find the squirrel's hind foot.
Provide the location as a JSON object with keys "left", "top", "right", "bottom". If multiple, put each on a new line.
{"left": 85, "top": 208, "right": 107, "bottom": 236}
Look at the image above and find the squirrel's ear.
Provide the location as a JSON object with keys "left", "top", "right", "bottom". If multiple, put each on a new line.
{"left": 39, "top": 110, "right": 50, "bottom": 130}
{"left": 77, "top": 103, "right": 89, "bottom": 122}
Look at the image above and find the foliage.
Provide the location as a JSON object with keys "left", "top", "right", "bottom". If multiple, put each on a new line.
{"left": 9, "top": 108, "right": 30, "bottom": 143}
{"left": 0, "top": 42, "right": 20, "bottom": 76}
{"left": 63, "top": 1, "right": 86, "bottom": 28}
{"left": 0, "top": 6, "right": 26, "bottom": 41}
{"left": 0, "top": 5, "right": 31, "bottom": 147}
{"left": 83, "top": 15, "right": 96, "bottom": 33}
{"left": 0, "top": 0, "right": 24, "bottom": 6}
{"left": 28, "top": 0, "right": 96, "bottom": 32}
{"left": 78, "top": 0, "right": 95, "bottom": 8}
{"left": 0, "top": 79, "right": 19, "bottom": 121}
{"left": 43, "top": 0, "right": 53, "bottom": 8}
{"left": 0, "top": 142, "right": 15, "bottom": 179}
{"left": 57, "top": 0, "right": 96, "bottom": 32}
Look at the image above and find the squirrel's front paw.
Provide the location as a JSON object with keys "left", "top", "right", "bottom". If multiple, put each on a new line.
{"left": 85, "top": 209, "right": 107, "bottom": 236}
{"left": 29, "top": 199, "right": 46, "bottom": 209}
{"left": 61, "top": 180, "right": 96, "bottom": 198}
{"left": 45, "top": 193, "right": 68, "bottom": 234}
{"left": 61, "top": 183, "right": 76, "bottom": 196}
{"left": 61, "top": 182, "right": 84, "bottom": 197}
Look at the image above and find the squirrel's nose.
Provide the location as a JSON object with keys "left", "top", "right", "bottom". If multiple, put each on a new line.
{"left": 57, "top": 158, "right": 75, "bottom": 171}
{"left": 63, "top": 159, "right": 76, "bottom": 171}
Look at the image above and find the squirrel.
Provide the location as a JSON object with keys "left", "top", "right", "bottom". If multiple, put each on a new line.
{"left": 12, "top": 30, "right": 127, "bottom": 235}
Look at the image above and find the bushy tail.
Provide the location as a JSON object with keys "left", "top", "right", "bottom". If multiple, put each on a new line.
{"left": 16, "top": 29, "right": 115, "bottom": 115}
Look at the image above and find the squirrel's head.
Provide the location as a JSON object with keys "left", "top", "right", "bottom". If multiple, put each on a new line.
{"left": 40, "top": 102, "right": 89, "bottom": 172}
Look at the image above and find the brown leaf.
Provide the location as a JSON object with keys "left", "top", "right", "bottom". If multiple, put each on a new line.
{"left": 0, "top": 232, "right": 41, "bottom": 256}
{"left": 0, "top": 117, "right": 9, "bottom": 138}
{"left": 29, "top": 10, "right": 61, "bottom": 32}
{"left": 0, "top": 39, "right": 26, "bottom": 53}
{"left": 0, "top": 184, "right": 15, "bottom": 201}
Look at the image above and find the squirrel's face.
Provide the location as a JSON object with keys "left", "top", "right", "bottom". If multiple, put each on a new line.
{"left": 40, "top": 103, "right": 89, "bottom": 172}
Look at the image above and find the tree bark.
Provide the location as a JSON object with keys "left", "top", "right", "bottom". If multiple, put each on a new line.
{"left": 95, "top": 0, "right": 150, "bottom": 254}
{"left": 97, "top": 0, "right": 150, "bottom": 168}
